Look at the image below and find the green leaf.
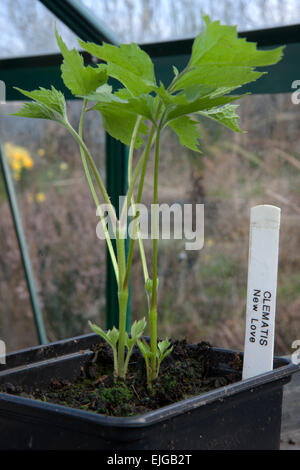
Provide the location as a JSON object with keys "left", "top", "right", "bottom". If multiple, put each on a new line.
{"left": 87, "top": 89, "right": 149, "bottom": 147}
{"left": 168, "top": 115, "right": 201, "bottom": 152}
{"left": 173, "top": 65, "right": 179, "bottom": 77}
{"left": 198, "top": 104, "right": 243, "bottom": 133}
{"left": 158, "top": 339, "right": 171, "bottom": 355}
{"left": 174, "top": 65, "right": 264, "bottom": 91}
{"left": 191, "top": 16, "right": 284, "bottom": 68}
{"left": 14, "top": 86, "right": 66, "bottom": 119}
{"left": 87, "top": 88, "right": 156, "bottom": 123}
{"left": 78, "top": 40, "right": 156, "bottom": 96}
{"left": 124, "top": 332, "right": 134, "bottom": 351}
{"left": 157, "top": 339, "right": 173, "bottom": 363}
{"left": 55, "top": 27, "right": 107, "bottom": 96}
{"left": 106, "top": 327, "right": 120, "bottom": 346}
{"left": 11, "top": 102, "right": 58, "bottom": 121}
{"left": 131, "top": 318, "right": 146, "bottom": 340}
{"left": 161, "top": 346, "right": 173, "bottom": 362}
{"left": 137, "top": 339, "right": 151, "bottom": 359}
{"left": 88, "top": 321, "right": 112, "bottom": 346}
{"left": 12, "top": 86, "right": 67, "bottom": 123}
{"left": 126, "top": 94, "right": 157, "bottom": 122}
{"left": 173, "top": 15, "right": 283, "bottom": 93}
{"left": 157, "top": 83, "right": 245, "bottom": 124}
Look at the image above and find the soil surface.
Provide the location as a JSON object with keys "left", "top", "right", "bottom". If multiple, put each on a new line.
{"left": 0, "top": 340, "right": 242, "bottom": 417}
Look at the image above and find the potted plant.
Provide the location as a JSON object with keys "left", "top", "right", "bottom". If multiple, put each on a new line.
{"left": 0, "top": 16, "right": 298, "bottom": 450}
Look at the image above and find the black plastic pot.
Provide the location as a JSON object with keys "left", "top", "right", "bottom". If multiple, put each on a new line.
{"left": 0, "top": 333, "right": 298, "bottom": 450}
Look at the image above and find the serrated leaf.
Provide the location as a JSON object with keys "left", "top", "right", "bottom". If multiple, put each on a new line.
{"left": 127, "top": 94, "right": 157, "bottom": 122}
{"left": 157, "top": 83, "right": 245, "bottom": 124}
{"left": 131, "top": 318, "right": 146, "bottom": 340}
{"left": 198, "top": 104, "right": 243, "bottom": 133}
{"left": 88, "top": 321, "right": 112, "bottom": 345}
{"left": 97, "top": 83, "right": 112, "bottom": 94}
{"left": 78, "top": 40, "right": 156, "bottom": 96}
{"left": 101, "top": 107, "right": 148, "bottom": 148}
{"left": 161, "top": 346, "right": 173, "bottom": 362}
{"left": 173, "top": 15, "right": 283, "bottom": 93}
{"left": 88, "top": 88, "right": 156, "bottom": 123}
{"left": 168, "top": 115, "right": 201, "bottom": 152}
{"left": 137, "top": 339, "right": 151, "bottom": 358}
{"left": 191, "top": 16, "right": 284, "bottom": 68}
{"left": 106, "top": 327, "right": 119, "bottom": 346}
{"left": 157, "top": 339, "right": 173, "bottom": 363}
{"left": 174, "top": 65, "right": 264, "bottom": 92}
{"left": 11, "top": 102, "right": 58, "bottom": 121}
{"left": 158, "top": 339, "right": 171, "bottom": 355}
{"left": 14, "top": 86, "right": 66, "bottom": 119}
{"left": 55, "top": 27, "right": 107, "bottom": 96}
{"left": 87, "top": 89, "right": 149, "bottom": 147}
{"left": 124, "top": 332, "right": 135, "bottom": 350}
{"left": 184, "top": 84, "right": 238, "bottom": 102}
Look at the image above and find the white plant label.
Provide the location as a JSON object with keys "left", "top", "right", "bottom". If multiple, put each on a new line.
{"left": 242, "top": 205, "right": 281, "bottom": 380}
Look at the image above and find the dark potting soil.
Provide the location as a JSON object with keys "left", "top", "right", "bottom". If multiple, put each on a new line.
{"left": 0, "top": 340, "right": 242, "bottom": 417}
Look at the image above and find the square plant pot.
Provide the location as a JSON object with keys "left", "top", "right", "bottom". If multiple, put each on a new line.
{"left": 0, "top": 333, "right": 298, "bottom": 450}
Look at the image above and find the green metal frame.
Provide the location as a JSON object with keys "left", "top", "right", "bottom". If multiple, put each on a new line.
{"left": 39, "top": 0, "right": 120, "bottom": 45}
{"left": 1, "top": 0, "right": 300, "bottom": 342}
{"left": 0, "top": 144, "right": 48, "bottom": 344}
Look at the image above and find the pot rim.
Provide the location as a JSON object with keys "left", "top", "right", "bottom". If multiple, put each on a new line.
{"left": 0, "top": 334, "right": 298, "bottom": 428}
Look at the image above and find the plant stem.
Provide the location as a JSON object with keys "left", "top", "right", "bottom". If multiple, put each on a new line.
{"left": 117, "top": 285, "right": 129, "bottom": 378}
{"left": 65, "top": 120, "right": 117, "bottom": 228}
{"left": 123, "top": 345, "right": 133, "bottom": 376}
{"left": 127, "top": 117, "right": 149, "bottom": 283}
{"left": 78, "top": 100, "right": 119, "bottom": 283}
{"left": 115, "top": 222, "right": 128, "bottom": 378}
{"left": 123, "top": 124, "right": 156, "bottom": 290}
{"left": 149, "top": 125, "right": 162, "bottom": 379}
{"left": 112, "top": 346, "right": 119, "bottom": 378}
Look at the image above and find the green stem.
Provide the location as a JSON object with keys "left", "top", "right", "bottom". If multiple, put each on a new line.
{"left": 149, "top": 125, "right": 162, "bottom": 379}
{"left": 145, "top": 355, "right": 151, "bottom": 389}
{"left": 112, "top": 346, "right": 119, "bottom": 378}
{"left": 121, "top": 125, "right": 156, "bottom": 228}
{"left": 65, "top": 119, "right": 117, "bottom": 228}
{"left": 78, "top": 100, "right": 119, "bottom": 283}
{"left": 128, "top": 118, "right": 150, "bottom": 283}
{"left": 116, "top": 226, "right": 126, "bottom": 287}
{"left": 115, "top": 223, "right": 128, "bottom": 378}
{"left": 124, "top": 345, "right": 133, "bottom": 376}
{"left": 117, "top": 286, "right": 129, "bottom": 378}
{"left": 123, "top": 124, "right": 156, "bottom": 290}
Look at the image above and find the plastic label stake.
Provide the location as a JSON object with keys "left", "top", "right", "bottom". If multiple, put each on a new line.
{"left": 242, "top": 205, "right": 281, "bottom": 380}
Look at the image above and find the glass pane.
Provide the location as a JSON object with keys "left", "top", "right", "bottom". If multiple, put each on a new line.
{"left": 131, "top": 92, "right": 300, "bottom": 356}
{"left": 79, "top": 0, "right": 300, "bottom": 43}
{"left": 0, "top": 0, "right": 78, "bottom": 59}
{"left": 0, "top": 101, "right": 106, "bottom": 350}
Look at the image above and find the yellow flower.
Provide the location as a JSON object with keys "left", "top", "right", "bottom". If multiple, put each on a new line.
{"left": 36, "top": 192, "right": 46, "bottom": 203}
{"left": 207, "top": 238, "right": 214, "bottom": 247}
{"left": 38, "top": 149, "right": 45, "bottom": 157}
{"left": 12, "top": 160, "right": 22, "bottom": 171}
{"left": 4, "top": 142, "right": 34, "bottom": 180}
{"left": 23, "top": 155, "right": 33, "bottom": 169}
{"left": 60, "top": 162, "right": 68, "bottom": 171}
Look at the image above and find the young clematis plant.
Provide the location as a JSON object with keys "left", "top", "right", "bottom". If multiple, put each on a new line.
{"left": 12, "top": 16, "right": 283, "bottom": 388}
